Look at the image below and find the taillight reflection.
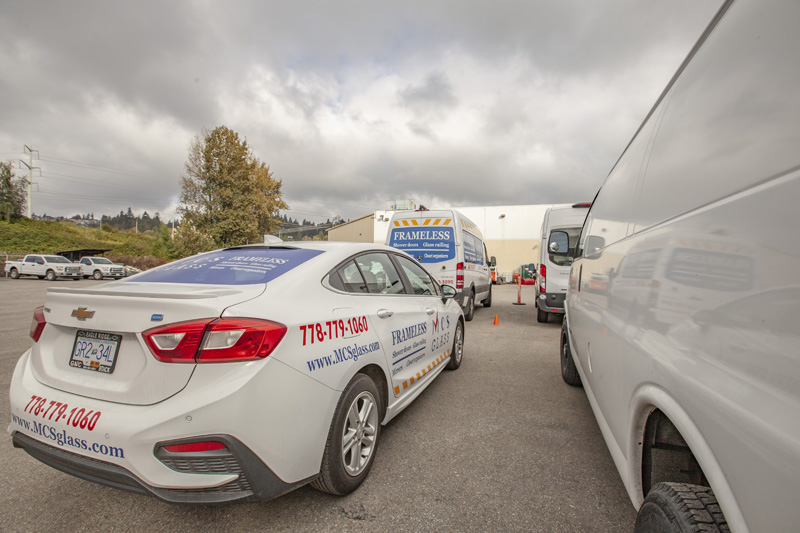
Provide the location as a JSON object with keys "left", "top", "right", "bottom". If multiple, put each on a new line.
{"left": 143, "top": 318, "right": 286, "bottom": 363}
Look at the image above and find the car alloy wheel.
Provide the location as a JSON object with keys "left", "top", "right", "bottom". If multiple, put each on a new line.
{"left": 341, "top": 390, "right": 379, "bottom": 477}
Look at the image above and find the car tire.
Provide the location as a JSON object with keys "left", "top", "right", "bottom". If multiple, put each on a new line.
{"left": 482, "top": 285, "right": 492, "bottom": 308}
{"left": 9, "top": 268, "right": 19, "bottom": 279}
{"left": 537, "top": 307, "right": 548, "bottom": 323}
{"left": 634, "top": 482, "right": 728, "bottom": 533}
{"left": 464, "top": 290, "right": 475, "bottom": 321}
{"left": 312, "top": 373, "right": 382, "bottom": 496}
{"left": 446, "top": 320, "right": 464, "bottom": 370}
{"left": 93, "top": 270, "right": 104, "bottom": 280}
{"left": 45, "top": 270, "right": 56, "bottom": 281}
{"left": 560, "top": 323, "right": 581, "bottom": 387}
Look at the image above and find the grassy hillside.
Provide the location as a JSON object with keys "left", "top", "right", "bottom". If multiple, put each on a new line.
{"left": 0, "top": 218, "right": 167, "bottom": 259}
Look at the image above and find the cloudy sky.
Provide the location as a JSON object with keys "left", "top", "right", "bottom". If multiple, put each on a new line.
{"left": 0, "top": 0, "right": 722, "bottom": 224}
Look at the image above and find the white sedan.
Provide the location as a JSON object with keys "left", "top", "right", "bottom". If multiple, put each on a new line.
{"left": 8, "top": 242, "right": 464, "bottom": 503}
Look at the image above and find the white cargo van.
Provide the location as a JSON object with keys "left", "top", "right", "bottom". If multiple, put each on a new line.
{"left": 559, "top": 1, "right": 800, "bottom": 531}
{"left": 387, "top": 209, "right": 492, "bottom": 321}
{"left": 536, "top": 203, "right": 590, "bottom": 323}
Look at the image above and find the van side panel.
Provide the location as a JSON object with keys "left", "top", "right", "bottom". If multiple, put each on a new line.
{"left": 567, "top": 1, "right": 800, "bottom": 531}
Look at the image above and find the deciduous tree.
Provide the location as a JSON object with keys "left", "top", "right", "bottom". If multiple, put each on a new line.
{"left": 179, "top": 126, "right": 288, "bottom": 248}
{"left": 0, "top": 162, "right": 27, "bottom": 222}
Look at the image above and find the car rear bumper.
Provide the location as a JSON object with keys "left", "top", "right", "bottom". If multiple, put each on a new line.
{"left": 12, "top": 431, "right": 312, "bottom": 504}
{"left": 8, "top": 349, "right": 338, "bottom": 501}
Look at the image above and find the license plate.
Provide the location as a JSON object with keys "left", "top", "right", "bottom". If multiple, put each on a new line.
{"left": 70, "top": 330, "right": 122, "bottom": 374}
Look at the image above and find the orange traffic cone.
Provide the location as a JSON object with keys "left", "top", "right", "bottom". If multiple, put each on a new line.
{"left": 493, "top": 314, "right": 499, "bottom": 326}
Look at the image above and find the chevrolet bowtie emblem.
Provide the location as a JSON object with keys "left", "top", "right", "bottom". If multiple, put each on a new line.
{"left": 71, "top": 307, "right": 95, "bottom": 321}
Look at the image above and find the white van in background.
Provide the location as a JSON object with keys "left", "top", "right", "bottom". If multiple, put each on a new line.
{"left": 387, "top": 209, "right": 492, "bottom": 321}
{"left": 536, "top": 203, "right": 591, "bottom": 323}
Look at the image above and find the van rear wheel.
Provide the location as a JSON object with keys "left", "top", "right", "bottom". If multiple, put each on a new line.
{"left": 537, "top": 308, "right": 548, "bottom": 323}
{"left": 560, "top": 323, "right": 581, "bottom": 387}
{"left": 482, "top": 286, "right": 492, "bottom": 308}
{"left": 464, "top": 291, "right": 475, "bottom": 321}
{"left": 634, "top": 483, "right": 727, "bottom": 533}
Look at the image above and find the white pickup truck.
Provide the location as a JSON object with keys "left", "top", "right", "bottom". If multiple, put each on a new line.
{"left": 78, "top": 256, "right": 126, "bottom": 280}
{"left": 4, "top": 255, "right": 83, "bottom": 280}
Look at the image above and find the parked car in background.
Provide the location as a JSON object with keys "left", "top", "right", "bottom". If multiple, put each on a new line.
{"left": 560, "top": 1, "right": 800, "bottom": 531}
{"left": 9, "top": 242, "right": 464, "bottom": 503}
{"left": 4, "top": 255, "right": 82, "bottom": 280}
{"left": 78, "top": 256, "right": 126, "bottom": 280}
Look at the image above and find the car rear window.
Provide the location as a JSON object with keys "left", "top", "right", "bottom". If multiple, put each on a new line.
{"left": 126, "top": 248, "right": 324, "bottom": 285}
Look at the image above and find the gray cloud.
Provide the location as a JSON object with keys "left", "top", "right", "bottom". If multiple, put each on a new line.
{"left": 0, "top": 0, "right": 723, "bottom": 222}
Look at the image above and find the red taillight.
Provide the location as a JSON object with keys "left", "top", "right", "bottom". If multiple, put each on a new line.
{"left": 539, "top": 264, "right": 546, "bottom": 293}
{"left": 161, "top": 441, "right": 227, "bottom": 453}
{"left": 143, "top": 319, "right": 210, "bottom": 363}
{"left": 142, "top": 318, "right": 286, "bottom": 364}
{"left": 199, "top": 318, "right": 287, "bottom": 362}
{"left": 30, "top": 306, "right": 46, "bottom": 342}
{"left": 456, "top": 262, "right": 464, "bottom": 289}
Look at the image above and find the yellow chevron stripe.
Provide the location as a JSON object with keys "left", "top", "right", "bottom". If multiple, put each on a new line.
{"left": 394, "top": 350, "right": 451, "bottom": 396}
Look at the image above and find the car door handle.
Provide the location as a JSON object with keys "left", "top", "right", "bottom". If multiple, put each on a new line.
{"left": 426, "top": 308, "right": 435, "bottom": 315}
{"left": 377, "top": 309, "right": 394, "bottom": 319}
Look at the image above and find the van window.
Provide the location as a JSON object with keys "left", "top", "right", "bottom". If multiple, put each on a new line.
{"left": 462, "top": 231, "right": 484, "bottom": 265}
{"left": 549, "top": 227, "right": 582, "bottom": 266}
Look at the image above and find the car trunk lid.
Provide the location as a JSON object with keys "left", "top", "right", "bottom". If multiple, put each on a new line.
{"left": 29, "top": 283, "right": 266, "bottom": 405}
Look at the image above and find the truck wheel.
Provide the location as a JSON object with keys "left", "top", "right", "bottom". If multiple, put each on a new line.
{"left": 464, "top": 290, "right": 475, "bottom": 321}
{"left": 45, "top": 270, "right": 56, "bottom": 281}
{"left": 482, "top": 286, "right": 492, "bottom": 308}
{"left": 560, "top": 323, "right": 581, "bottom": 387}
{"left": 311, "top": 373, "right": 381, "bottom": 496}
{"left": 634, "top": 483, "right": 728, "bottom": 533}
{"left": 446, "top": 320, "right": 464, "bottom": 370}
{"left": 537, "top": 308, "right": 549, "bottom": 323}
{"left": 9, "top": 268, "right": 20, "bottom": 279}
{"left": 93, "top": 270, "right": 104, "bottom": 280}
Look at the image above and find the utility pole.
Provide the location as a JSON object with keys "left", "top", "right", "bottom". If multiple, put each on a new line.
{"left": 20, "top": 145, "right": 40, "bottom": 218}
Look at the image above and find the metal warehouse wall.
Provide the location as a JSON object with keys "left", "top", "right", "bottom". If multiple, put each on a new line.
{"left": 327, "top": 213, "right": 375, "bottom": 242}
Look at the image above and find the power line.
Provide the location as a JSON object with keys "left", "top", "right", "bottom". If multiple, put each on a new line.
{"left": 39, "top": 155, "right": 145, "bottom": 176}
{"left": 40, "top": 170, "right": 158, "bottom": 194}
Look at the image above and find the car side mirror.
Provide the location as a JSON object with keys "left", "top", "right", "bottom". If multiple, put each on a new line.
{"left": 490, "top": 256, "right": 497, "bottom": 267}
{"left": 548, "top": 231, "right": 570, "bottom": 255}
{"left": 441, "top": 284, "right": 457, "bottom": 302}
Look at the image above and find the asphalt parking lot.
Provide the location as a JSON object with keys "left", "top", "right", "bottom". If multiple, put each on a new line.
{"left": 0, "top": 278, "right": 636, "bottom": 532}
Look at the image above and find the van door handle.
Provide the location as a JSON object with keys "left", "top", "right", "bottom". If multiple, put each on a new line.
{"left": 426, "top": 308, "right": 435, "bottom": 315}
{"left": 377, "top": 309, "right": 394, "bottom": 319}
